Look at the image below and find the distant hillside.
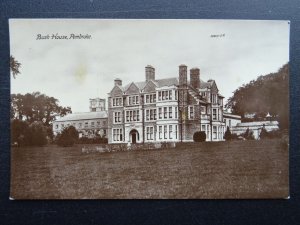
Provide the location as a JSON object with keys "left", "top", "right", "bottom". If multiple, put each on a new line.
{"left": 225, "top": 63, "right": 289, "bottom": 129}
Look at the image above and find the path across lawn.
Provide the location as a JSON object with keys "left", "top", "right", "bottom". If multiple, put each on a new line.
{"left": 10, "top": 139, "right": 289, "bottom": 199}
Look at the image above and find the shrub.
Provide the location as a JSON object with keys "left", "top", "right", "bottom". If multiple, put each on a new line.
{"left": 224, "top": 126, "right": 232, "bottom": 141}
{"left": 11, "top": 119, "right": 48, "bottom": 146}
{"left": 28, "top": 121, "right": 48, "bottom": 146}
{"left": 259, "top": 125, "right": 268, "bottom": 139}
{"left": 193, "top": 131, "right": 206, "bottom": 142}
{"left": 56, "top": 126, "right": 78, "bottom": 147}
{"left": 231, "top": 133, "right": 240, "bottom": 140}
{"left": 242, "top": 128, "right": 255, "bottom": 140}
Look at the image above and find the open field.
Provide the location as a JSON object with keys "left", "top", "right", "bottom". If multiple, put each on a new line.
{"left": 10, "top": 140, "right": 289, "bottom": 199}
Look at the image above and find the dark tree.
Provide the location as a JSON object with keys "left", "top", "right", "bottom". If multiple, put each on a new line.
{"left": 193, "top": 131, "right": 206, "bottom": 142}
{"left": 242, "top": 128, "right": 255, "bottom": 140}
{"left": 11, "top": 120, "right": 48, "bottom": 146}
{"left": 10, "top": 56, "right": 21, "bottom": 79}
{"left": 225, "top": 63, "right": 289, "bottom": 129}
{"left": 260, "top": 124, "right": 269, "bottom": 139}
{"left": 224, "top": 126, "right": 232, "bottom": 141}
{"left": 11, "top": 92, "right": 72, "bottom": 126}
{"left": 56, "top": 126, "right": 79, "bottom": 147}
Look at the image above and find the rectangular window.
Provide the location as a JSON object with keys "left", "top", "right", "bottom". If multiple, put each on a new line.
{"left": 133, "top": 110, "right": 136, "bottom": 121}
{"left": 175, "top": 107, "right": 178, "bottom": 119}
{"left": 145, "top": 94, "right": 156, "bottom": 104}
{"left": 128, "top": 96, "right": 139, "bottom": 106}
{"left": 79, "top": 123, "right": 82, "bottom": 128}
{"left": 91, "top": 122, "right": 95, "bottom": 127}
{"left": 125, "top": 110, "right": 139, "bottom": 122}
{"left": 146, "top": 110, "right": 150, "bottom": 121}
{"left": 146, "top": 126, "right": 154, "bottom": 140}
{"left": 112, "top": 97, "right": 122, "bottom": 107}
{"left": 164, "top": 107, "right": 168, "bottom": 119}
{"left": 175, "top": 90, "right": 178, "bottom": 100}
{"left": 202, "top": 125, "right": 206, "bottom": 132}
{"left": 158, "top": 92, "right": 162, "bottom": 101}
{"left": 84, "top": 122, "right": 88, "bottom": 128}
{"left": 114, "top": 112, "right": 121, "bottom": 123}
{"left": 126, "top": 111, "right": 129, "bottom": 122}
{"left": 169, "top": 125, "right": 172, "bottom": 139}
{"left": 162, "top": 91, "right": 165, "bottom": 100}
{"left": 137, "top": 110, "right": 140, "bottom": 121}
{"left": 213, "top": 126, "right": 217, "bottom": 139}
{"left": 159, "top": 126, "right": 162, "bottom": 139}
{"left": 213, "top": 109, "right": 217, "bottom": 120}
{"left": 113, "top": 128, "right": 123, "bottom": 142}
{"left": 169, "top": 90, "right": 172, "bottom": 100}
{"left": 189, "top": 106, "right": 194, "bottom": 119}
{"left": 97, "top": 121, "right": 100, "bottom": 127}
{"left": 207, "top": 125, "right": 210, "bottom": 140}
{"left": 164, "top": 125, "right": 167, "bottom": 139}
{"left": 175, "top": 125, "right": 178, "bottom": 139}
{"left": 159, "top": 107, "right": 162, "bottom": 119}
{"left": 169, "top": 107, "right": 172, "bottom": 118}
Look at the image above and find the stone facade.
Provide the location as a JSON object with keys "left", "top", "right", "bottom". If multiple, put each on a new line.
{"left": 108, "top": 65, "right": 226, "bottom": 144}
{"left": 53, "top": 99, "right": 108, "bottom": 138}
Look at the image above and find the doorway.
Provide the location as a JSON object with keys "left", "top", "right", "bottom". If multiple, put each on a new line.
{"left": 129, "top": 129, "right": 139, "bottom": 144}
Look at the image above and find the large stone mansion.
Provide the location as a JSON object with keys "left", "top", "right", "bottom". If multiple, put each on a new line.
{"left": 52, "top": 65, "right": 281, "bottom": 143}
{"left": 108, "top": 65, "right": 227, "bottom": 144}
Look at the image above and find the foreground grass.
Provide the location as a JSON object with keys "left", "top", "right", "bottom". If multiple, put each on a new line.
{"left": 10, "top": 140, "right": 288, "bottom": 199}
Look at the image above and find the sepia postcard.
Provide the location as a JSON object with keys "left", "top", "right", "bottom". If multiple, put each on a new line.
{"left": 9, "top": 19, "right": 289, "bottom": 199}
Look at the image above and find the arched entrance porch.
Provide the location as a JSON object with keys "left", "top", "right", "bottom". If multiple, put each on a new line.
{"left": 129, "top": 129, "right": 139, "bottom": 144}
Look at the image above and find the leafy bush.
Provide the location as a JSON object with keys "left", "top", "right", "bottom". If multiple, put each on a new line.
{"left": 193, "top": 131, "right": 206, "bottom": 142}
{"left": 259, "top": 126, "right": 268, "bottom": 139}
{"left": 260, "top": 127, "right": 282, "bottom": 140}
{"left": 242, "top": 128, "right": 255, "bottom": 140}
{"left": 224, "top": 126, "right": 232, "bottom": 141}
{"left": 56, "top": 126, "right": 79, "bottom": 147}
{"left": 11, "top": 119, "right": 48, "bottom": 146}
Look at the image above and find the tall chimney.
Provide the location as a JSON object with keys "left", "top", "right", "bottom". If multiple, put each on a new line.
{"left": 114, "top": 78, "right": 122, "bottom": 86}
{"left": 145, "top": 65, "right": 155, "bottom": 81}
{"left": 190, "top": 67, "right": 200, "bottom": 89}
{"left": 179, "top": 64, "right": 187, "bottom": 85}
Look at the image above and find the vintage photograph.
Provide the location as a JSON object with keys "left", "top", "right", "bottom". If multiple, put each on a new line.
{"left": 9, "top": 19, "right": 289, "bottom": 199}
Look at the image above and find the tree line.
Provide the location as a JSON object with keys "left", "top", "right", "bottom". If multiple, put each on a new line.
{"left": 225, "top": 63, "right": 289, "bottom": 130}
{"left": 11, "top": 92, "right": 72, "bottom": 146}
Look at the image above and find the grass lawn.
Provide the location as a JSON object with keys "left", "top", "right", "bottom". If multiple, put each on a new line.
{"left": 10, "top": 139, "right": 289, "bottom": 199}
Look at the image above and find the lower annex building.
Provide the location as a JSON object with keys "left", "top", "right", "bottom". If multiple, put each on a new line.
{"left": 108, "top": 64, "right": 227, "bottom": 144}
{"left": 53, "top": 98, "right": 108, "bottom": 138}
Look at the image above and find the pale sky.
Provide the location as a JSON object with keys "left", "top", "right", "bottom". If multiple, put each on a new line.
{"left": 10, "top": 19, "right": 289, "bottom": 112}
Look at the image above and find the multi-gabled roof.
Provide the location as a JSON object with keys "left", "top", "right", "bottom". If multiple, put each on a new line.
{"left": 110, "top": 77, "right": 215, "bottom": 95}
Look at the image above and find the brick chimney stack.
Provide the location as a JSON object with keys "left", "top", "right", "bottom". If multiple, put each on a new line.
{"left": 145, "top": 65, "right": 155, "bottom": 81}
{"left": 190, "top": 67, "right": 200, "bottom": 89}
{"left": 114, "top": 78, "right": 122, "bottom": 86}
{"left": 179, "top": 64, "right": 187, "bottom": 86}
